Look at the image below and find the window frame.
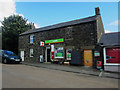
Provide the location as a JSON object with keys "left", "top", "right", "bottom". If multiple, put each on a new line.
{"left": 30, "top": 34, "right": 34, "bottom": 44}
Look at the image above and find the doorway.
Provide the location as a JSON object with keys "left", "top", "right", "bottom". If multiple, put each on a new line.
{"left": 84, "top": 49, "right": 93, "bottom": 66}
{"left": 46, "top": 48, "right": 51, "bottom": 62}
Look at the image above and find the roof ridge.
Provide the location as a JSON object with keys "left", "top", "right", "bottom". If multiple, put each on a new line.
{"left": 20, "top": 15, "right": 97, "bottom": 36}
{"left": 35, "top": 15, "right": 96, "bottom": 30}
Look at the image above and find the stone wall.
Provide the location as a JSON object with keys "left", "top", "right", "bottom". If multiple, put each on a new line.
{"left": 19, "top": 21, "right": 102, "bottom": 66}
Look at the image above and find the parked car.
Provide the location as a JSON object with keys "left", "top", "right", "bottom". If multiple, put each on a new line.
{"left": 0, "top": 50, "right": 22, "bottom": 64}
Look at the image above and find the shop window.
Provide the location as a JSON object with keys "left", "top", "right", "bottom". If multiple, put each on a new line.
{"left": 30, "top": 49, "right": 34, "bottom": 57}
{"left": 30, "top": 35, "right": 34, "bottom": 43}
{"left": 66, "top": 49, "right": 72, "bottom": 60}
{"left": 55, "top": 47, "right": 64, "bottom": 58}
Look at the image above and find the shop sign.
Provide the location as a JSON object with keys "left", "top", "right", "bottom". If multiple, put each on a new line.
{"left": 94, "top": 51, "right": 100, "bottom": 57}
{"left": 45, "top": 38, "right": 64, "bottom": 44}
{"left": 40, "top": 41, "right": 44, "bottom": 47}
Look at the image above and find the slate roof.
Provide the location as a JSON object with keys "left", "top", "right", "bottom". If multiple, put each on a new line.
{"left": 20, "top": 15, "right": 97, "bottom": 36}
{"left": 99, "top": 32, "right": 120, "bottom": 47}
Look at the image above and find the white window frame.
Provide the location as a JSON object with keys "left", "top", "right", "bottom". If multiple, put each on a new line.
{"left": 30, "top": 34, "right": 34, "bottom": 44}
{"left": 30, "top": 49, "right": 34, "bottom": 57}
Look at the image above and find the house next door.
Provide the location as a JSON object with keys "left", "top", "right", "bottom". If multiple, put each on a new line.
{"left": 84, "top": 50, "right": 93, "bottom": 66}
{"left": 20, "top": 51, "right": 24, "bottom": 61}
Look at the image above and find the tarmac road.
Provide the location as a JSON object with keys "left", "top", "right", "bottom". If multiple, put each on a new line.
{"left": 2, "top": 63, "right": 119, "bottom": 88}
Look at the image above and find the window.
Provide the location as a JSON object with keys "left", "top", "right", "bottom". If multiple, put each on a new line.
{"left": 55, "top": 47, "right": 64, "bottom": 58}
{"left": 30, "top": 49, "right": 33, "bottom": 57}
{"left": 30, "top": 35, "right": 34, "bottom": 43}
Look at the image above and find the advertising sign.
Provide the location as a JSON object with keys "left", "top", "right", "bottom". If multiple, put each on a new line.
{"left": 97, "top": 61, "right": 102, "bottom": 69}
{"left": 94, "top": 51, "right": 100, "bottom": 57}
{"left": 40, "top": 55, "right": 43, "bottom": 62}
{"left": 51, "top": 45, "right": 54, "bottom": 52}
{"left": 106, "top": 47, "right": 120, "bottom": 63}
{"left": 66, "top": 49, "right": 72, "bottom": 60}
{"left": 45, "top": 38, "right": 64, "bottom": 44}
{"left": 51, "top": 45, "right": 54, "bottom": 59}
{"left": 55, "top": 47, "right": 64, "bottom": 58}
{"left": 40, "top": 41, "right": 44, "bottom": 47}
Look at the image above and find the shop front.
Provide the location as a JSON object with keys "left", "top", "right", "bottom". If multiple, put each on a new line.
{"left": 44, "top": 38, "right": 73, "bottom": 64}
{"left": 45, "top": 38, "right": 64, "bottom": 63}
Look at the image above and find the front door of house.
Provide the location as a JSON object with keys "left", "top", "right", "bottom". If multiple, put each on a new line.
{"left": 47, "top": 49, "right": 51, "bottom": 62}
{"left": 20, "top": 51, "right": 24, "bottom": 61}
{"left": 84, "top": 49, "right": 93, "bottom": 66}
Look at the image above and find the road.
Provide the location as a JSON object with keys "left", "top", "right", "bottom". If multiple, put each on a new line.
{"left": 2, "top": 63, "right": 118, "bottom": 88}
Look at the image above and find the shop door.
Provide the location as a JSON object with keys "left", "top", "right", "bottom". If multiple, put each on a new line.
{"left": 47, "top": 49, "right": 51, "bottom": 62}
{"left": 20, "top": 51, "right": 24, "bottom": 61}
{"left": 84, "top": 50, "right": 93, "bottom": 66}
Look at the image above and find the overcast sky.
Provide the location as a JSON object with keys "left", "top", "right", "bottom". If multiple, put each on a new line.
{"left": 0, "top": 0, "right": 119, "bottom": 33}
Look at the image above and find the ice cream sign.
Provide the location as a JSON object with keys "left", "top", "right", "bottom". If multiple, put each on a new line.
{"left": 45, "top": 38, "right": 64, "bottom": 44}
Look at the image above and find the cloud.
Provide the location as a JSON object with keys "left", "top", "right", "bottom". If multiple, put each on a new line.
{"left": 0, "top": 0, "right": 16, "bottom": 21}
{"left": 108, "top": 20, "right": 120, "bottom": 26}
{"left": 0, "top": 0, "right": 40, "bottom": 28}
{"left": 105, "top": 30, "right": 110, "bottom": 33}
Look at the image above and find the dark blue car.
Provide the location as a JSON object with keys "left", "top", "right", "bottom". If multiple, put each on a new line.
{"left": 0, "top": 50, "right": 22, "bottom": 64}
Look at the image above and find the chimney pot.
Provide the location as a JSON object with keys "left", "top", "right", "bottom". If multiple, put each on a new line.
{"left": 95, "top": 7, "right": 100, "bottom": 15}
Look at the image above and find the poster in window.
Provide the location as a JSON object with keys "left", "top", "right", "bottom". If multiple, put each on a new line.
{"left": 55, "top": 47, "right": 64, "bottom": 58}
{"left": 106, "top": 47, "right": 120, "bottom": 63}
{"left": 66, "top": 49, "right": 72, "bottom": 60}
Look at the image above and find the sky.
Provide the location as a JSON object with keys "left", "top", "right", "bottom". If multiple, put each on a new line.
{"left": 0, "top": 0, "right": 119, "bottom": 33}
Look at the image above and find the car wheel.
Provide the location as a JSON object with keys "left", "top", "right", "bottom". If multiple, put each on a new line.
{"left": 3, "top": 59, "right": 7, "bottom": 64}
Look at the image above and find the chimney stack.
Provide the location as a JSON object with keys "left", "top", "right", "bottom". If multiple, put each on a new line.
{"left": 30, "top": 22, "right": 35, "bottom": 29}
{"left": 95, "top": 7, "right": 100, "bottom": 15}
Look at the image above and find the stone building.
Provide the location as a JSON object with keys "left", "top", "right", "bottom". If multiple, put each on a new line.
{"left": 19, "top": 7, "right": 104, "bottom": 68}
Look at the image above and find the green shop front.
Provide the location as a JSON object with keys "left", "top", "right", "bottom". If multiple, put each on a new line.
{"left": 44, "top": 38, "right": 72, "bottom": 63}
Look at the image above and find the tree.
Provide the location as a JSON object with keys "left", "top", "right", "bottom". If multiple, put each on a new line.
{"left": 1, "top": 15, "right": 31, "bottom": 54}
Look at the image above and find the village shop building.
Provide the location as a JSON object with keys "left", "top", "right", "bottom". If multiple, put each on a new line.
{"left": 19, "top": 7, "right": 105, "bottom": 68}
{"left": 99, "top": 32, "right": 120, "bottom": 72}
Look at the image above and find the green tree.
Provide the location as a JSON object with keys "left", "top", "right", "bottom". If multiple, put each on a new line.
{"left": 1, "top": 15, "right": 31, "bottom": 54}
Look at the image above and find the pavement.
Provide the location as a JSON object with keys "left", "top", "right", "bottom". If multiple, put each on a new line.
{"left": 22, "top": 62, "right": 120, "bottom": 79}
